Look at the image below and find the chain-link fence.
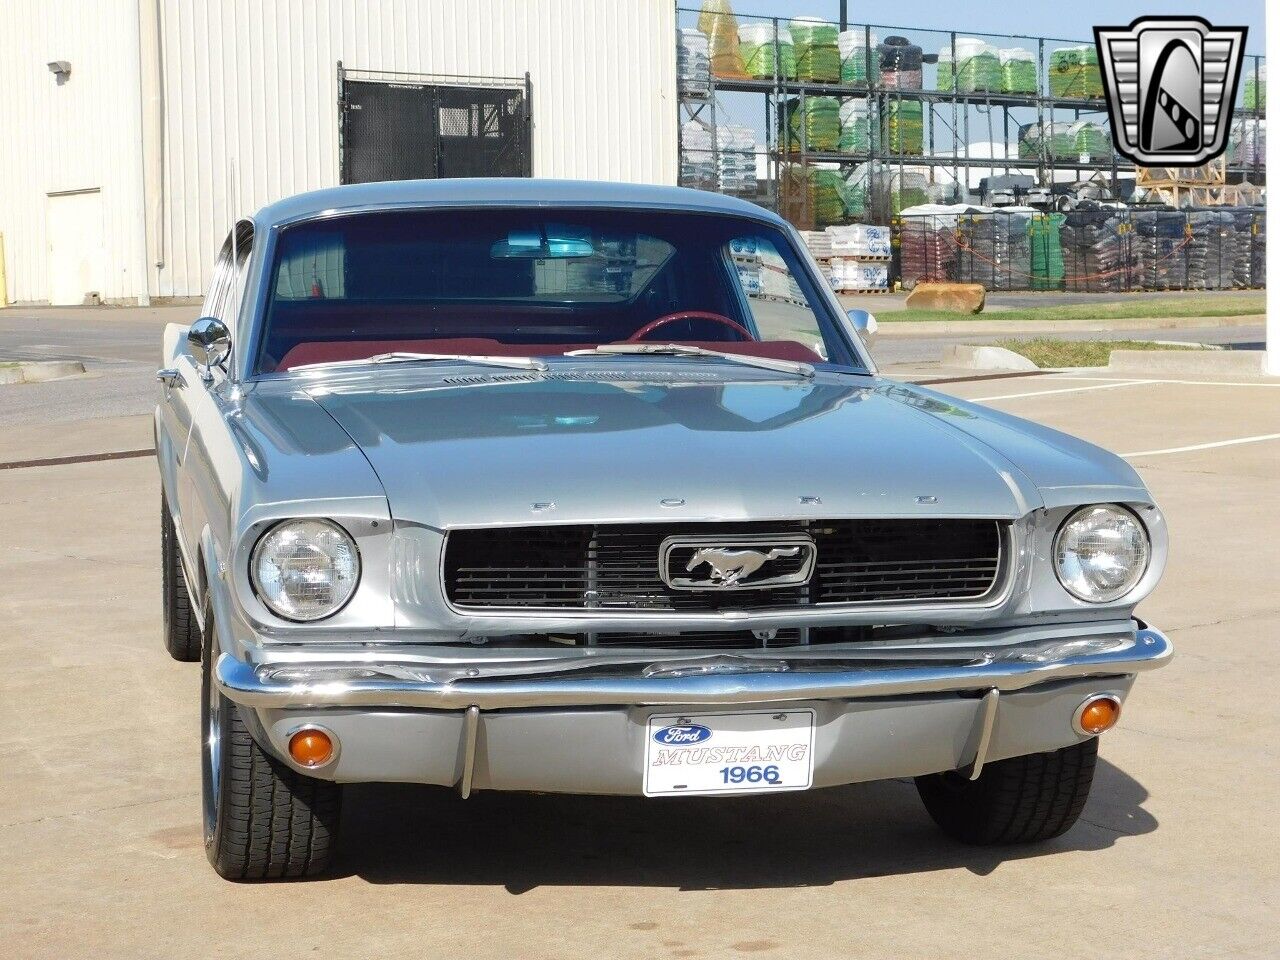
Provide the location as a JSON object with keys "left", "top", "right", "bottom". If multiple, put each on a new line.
{"left": 895, "top": 207, "right": 1266, "bottom": 292}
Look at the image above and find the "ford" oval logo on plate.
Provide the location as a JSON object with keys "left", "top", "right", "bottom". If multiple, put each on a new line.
{"left": 653, "top": 724, "right": 713, "bottom": 746}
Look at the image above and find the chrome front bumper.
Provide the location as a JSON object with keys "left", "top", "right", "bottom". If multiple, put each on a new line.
{"left": 217, "top": 627, "right": 1170, "bottom": 711}
{"left": 216, "top": 626, "right": 1171, "bottom": 795}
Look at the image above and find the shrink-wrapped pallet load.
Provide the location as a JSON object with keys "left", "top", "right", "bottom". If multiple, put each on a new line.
{"left": 1048, "top": 45, "right": 1103, "bottom": 98}
{"left": 679, "top": 121, "right": 717, "bottom": 189}
{"left": 935, "top": 46, "right": 954, "bottom": 91}
{"left": 881, "top": 99, "right": 924, "bottom": 155}
{"left": 698, "top": 0, "right": 748, "bottom": 78}
{"left": 1135, "top": 211, "right": 1190, "bottom": 291}
{"left": 789, "top": 17, "right": 840, "bottom": 82}
{"left": 838, "top": 98, "right": 876, "bottom": 153}
{"left": 999, "top": 47, "right": 1037, "bottom": 94}
{"left": 842, "top": 162, "right": 872, "bottom": 217}
{"left": 783, "top": 96, "right": 841, "bottom": 152}
{"left": 1019, "top": 120, "right": 1110, "bottom": 161}
{"left": 810, "top": 169, "right": 848, "bottom": 226}
{"left": 1060, "top": 209, "right": 1141, "bottom": 293}
{"left": 955, "top": 38, "right": 1001, "bottom": 93}
{"left": 955, "top": 211, "right": 1031, "bottom": 290}
{"left": 1184, "top": 210, "right": 1236, "bottom": 291}
{"left": 1231, "top": 118, "right": 1266, "bottom": 166}
{"left": 827, "top": 223, "right": 892, "bottom": 258}
{"left": 678, "top": 29, "right": 711, "bottom": 97}
{"left": 838, "top": 29, "right": 879, "bottom": 85}
{"left": 717, "top": 124, "right": 758, "bottom": 196}
{"left": 830, "top": 258, "right": 890, "bottom": 290}
{"left": 739, "top": 21, "right": 796, "bottom": 80}
{"left": 878, "top": 35, "right": 923, "bottom": 90}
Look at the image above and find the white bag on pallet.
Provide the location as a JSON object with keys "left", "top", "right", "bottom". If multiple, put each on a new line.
{"left": 831, "top": 258, "right": 889, "bottom": 289}
{"left": 825, "top": 223, "right": 891, "bottom": 257}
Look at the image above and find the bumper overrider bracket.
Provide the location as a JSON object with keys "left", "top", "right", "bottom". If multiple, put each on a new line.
{"left": 216, "top": 626, "right": 1172, "bottom": 712}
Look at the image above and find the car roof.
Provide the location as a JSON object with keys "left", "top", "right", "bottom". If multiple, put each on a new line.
{"left": 253, "top": 178, "right": 786, "bottom": 228}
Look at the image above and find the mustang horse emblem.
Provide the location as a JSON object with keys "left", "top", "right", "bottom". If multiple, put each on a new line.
{"left": 685, "top": 546, "right": 800, "bottom": 586}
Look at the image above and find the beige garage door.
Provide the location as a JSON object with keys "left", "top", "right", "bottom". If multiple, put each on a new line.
{"left": 47, "top": 189, "right": 105, "bottom": 305}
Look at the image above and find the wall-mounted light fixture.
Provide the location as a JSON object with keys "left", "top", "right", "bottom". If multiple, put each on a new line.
{"left": 47, "top": 60, "right": 72, "bottom": 84}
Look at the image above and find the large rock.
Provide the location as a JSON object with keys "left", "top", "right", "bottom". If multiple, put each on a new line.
{"left": 905, "top": 282, "right": 986, "bottom": 313}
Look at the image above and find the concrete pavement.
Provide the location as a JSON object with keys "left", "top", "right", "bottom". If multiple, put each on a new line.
{"left": 1, "top": 367, "right": 1278, "bottom": 959}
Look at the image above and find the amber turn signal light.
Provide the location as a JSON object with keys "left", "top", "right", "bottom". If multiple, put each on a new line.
{"left": 1075, "top": 695, "right": 1122, "bottom": 735}
{"left": 288, "top": 728, "right": 335, "bottom": 767}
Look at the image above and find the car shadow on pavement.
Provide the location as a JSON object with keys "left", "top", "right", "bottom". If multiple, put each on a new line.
{"left": 334, "top": 758, "right": 1154, "bottom": 890}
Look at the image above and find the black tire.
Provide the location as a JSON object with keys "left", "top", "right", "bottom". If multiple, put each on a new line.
{"left": 915, "top": 738, "right": 1098, "bottom": 845}
{"left": 201, "top": 610, "right": 342, "bottom": 879}
{"left": 161, "top": 495, "right": 202, "bottom": 662}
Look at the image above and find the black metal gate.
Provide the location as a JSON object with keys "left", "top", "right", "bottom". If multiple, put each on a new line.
{"left": 338, "top": 65, "right": 532, "bottom": 183}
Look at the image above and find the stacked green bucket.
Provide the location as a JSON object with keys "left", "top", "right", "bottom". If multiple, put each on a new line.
{"left": 784, "top": 97, "right": 841, "bottom": 152}
{"left": 1048, "top": 45, "right": 1103, "bottom": 98}
{"left": 881, "top": 99, "right": 924, "bottom": 155}
{"left": 1028, "top": 214, "right": 1065, "bottom": 290}
{"left": 739, "top": 21, "right": 796, "bottom": 80}
{"left": 790, "top": 17, "right": 840, "bottom": 83}
{"left": 999, "top": 48, "right": 1037, "bottom": 94}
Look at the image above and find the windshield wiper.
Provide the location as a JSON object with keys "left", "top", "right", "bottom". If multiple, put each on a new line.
{"left": 291, "top": 352, "right": 549, "bottom": 373}
{"left": 564, "top": 343, "right": 814, "bottom": 378}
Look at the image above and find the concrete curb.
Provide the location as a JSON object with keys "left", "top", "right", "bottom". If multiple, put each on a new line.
{"left": 0, "top": 360, "right": 87, "bottom": 384}
{"left": 879, "top": 313, "right": 1264, "bottom": 336}
{"left": 1107, "top": 350, "right": 1268, "bottom": 377}
{"left": 941, "top": 344, "right": 1039, "bottom": 372}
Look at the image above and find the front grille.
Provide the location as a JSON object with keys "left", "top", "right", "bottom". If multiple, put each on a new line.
{"left": 444, "top": 519, "right": 1005, "bottom": 611}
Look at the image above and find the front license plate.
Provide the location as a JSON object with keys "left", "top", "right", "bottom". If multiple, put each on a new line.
{"left": 643, "top": 709, "right": 815, "bottom": 797}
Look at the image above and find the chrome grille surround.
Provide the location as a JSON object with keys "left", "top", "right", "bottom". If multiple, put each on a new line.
{"left": 443, "top": 519, "right": 1009, "bottom": 613}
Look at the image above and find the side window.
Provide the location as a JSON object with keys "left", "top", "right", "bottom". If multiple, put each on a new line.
{"left": 201, "top": 226, "right": 253, "bottom": 325}
{"left": 726, "top": 236, "right": 826, "bottom": 354}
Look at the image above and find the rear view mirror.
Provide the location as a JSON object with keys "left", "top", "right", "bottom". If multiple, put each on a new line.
{"left": 846, "top": 309, "right": 878, "bottom": 349}
{"left": 491, "top": 225, "right": 595, "bottom": 259}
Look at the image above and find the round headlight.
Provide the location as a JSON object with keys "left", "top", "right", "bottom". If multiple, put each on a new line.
{"left": 250, "top": 519, "right": 360, "bottom": 621}
{"left": 1054, "top": 504, "right": 1150, "bottom": 603}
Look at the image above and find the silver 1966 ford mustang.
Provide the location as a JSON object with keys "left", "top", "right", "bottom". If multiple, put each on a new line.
{"left": 155, "top": 179, "right": 1170, "bottom": 879}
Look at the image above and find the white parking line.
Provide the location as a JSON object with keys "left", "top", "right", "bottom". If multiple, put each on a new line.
{"left": 1122, "top": 434, "right": 1280, "bottom": 458}
{"left": 973, "top": 380, "right": 1151, "bottom": 401}
{"left": 1051, "top": 376, "right": 1280, "bottom": 389}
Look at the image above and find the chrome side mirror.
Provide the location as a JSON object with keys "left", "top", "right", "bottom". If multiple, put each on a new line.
{"left": 846, "top": 309, "right": 878, "bottom": 350}
{"left": 187, "top": 316, "right": 231, "bottom": 381}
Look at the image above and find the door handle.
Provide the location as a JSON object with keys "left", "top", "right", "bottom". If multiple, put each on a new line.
{"left": 156, "top": 368, "right": 184, "bottom": 388}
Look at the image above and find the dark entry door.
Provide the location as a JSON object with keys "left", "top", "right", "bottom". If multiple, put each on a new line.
{"left": 339, "top": 68, "right": 531, "bottom": 183}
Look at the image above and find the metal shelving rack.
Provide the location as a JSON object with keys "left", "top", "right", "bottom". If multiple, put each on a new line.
{"left": 676, "top": 7, "right": 1266, "bottom": 225}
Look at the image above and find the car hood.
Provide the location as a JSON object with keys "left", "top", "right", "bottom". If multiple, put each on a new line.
{"left": 305, "top": 369, "right": 1052, "bottom": 529}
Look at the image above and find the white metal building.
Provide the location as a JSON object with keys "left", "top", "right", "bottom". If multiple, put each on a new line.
{"left": 0, "top": 0, "right": 677, "bottom": 305}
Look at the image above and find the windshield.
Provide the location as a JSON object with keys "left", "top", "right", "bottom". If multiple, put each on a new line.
{"left": 256, "top": 208, "right": 863, "bottom": 374}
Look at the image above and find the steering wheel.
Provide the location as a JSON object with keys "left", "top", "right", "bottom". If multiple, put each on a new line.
{"left": 626, "top": 311, "right": 756, "bottom": 343}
